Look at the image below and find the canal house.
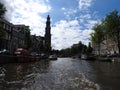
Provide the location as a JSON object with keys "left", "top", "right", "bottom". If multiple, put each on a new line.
{"left": 0, "top": 18, "right": 29, "bottom": 54}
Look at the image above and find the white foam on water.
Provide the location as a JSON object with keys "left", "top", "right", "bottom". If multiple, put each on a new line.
{"left": 57, "top": 70, "right": 100, "bottom": 90}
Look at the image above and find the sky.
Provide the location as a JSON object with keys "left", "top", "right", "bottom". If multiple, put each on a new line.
{"left": 1, "top": 0, "right": 120, "bottom": 50}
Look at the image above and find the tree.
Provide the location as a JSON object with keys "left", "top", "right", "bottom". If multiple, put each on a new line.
{"left": 0, "top": 3, "right": 6, "bottom": 38}
{"left": 81, "top": 45, "right": 87, "bottom": 54}
{"left": 71, "top": 44, "right": 79, "bottom": 55}
{"left": 91, "top": 23, "right": 104, "bottom": 55}
{"left": 0, "top": 3, "right": 7, "bottom": 18}
{"left": 24, "top": 29, "right": 32, "bottom": 49}
{"left": 38, "top": 40, "right": 44, "bottom": 52}
{"left": 103, "top": 10, "right": 120, "bottom": 53}
{"left": 87, "top": 42, "right": 93, "bottom": 53}
{"left": 78, "top": 41, "right": 83, "bottom": 53}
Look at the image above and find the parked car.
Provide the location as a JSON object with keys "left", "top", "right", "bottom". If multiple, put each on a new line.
{"left": 0, "top": 49, "right": 11, "bottom": 55}
{"left": 29, "top": 52, "right": 40, "bottom": 56}
{"left": 14, "top": 48, "right": 28, "bottom": 56}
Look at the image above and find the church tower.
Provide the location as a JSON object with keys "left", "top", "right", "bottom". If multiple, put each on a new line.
{"left": 45, "top": 15, "right": 51, "bottom": 52}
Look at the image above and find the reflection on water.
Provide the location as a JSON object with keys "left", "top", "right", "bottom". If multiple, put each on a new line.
{"left": 0, "top": 60, "right": 50, "bottom": 90}
{"left": 87, "top": 61, "right": 120, "bottom": 90}
{"left": 0, "top": 58, "right": 120, "bottom": 90}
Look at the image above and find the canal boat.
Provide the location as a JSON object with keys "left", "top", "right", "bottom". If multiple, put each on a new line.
{"left": 14, "top": 48, "right": 40, "bottom": 63}
{"left": 48, "top": 55, "right": 57, "bottom": 60}
{"left": 0, "top": 55, "right": 17, "bottom": 64}
{"left": 80, "top": 54, "right": 95, "bottom": 61}
{"left": 0, "top": 49, "right": 17, "bottom": 63}
{"left": 97, "top": 57, "right": 112, "bottom": 62}
{"left": 0, "top": 48, "right": 40, "bottom": 64}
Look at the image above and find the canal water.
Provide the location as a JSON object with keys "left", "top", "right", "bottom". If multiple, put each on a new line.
{"left": 0, "top": 58, "right": 120, "bottom": 90}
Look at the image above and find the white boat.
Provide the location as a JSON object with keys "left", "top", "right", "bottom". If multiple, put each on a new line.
{"left": 49, "top": 55, "right": 57, "bottom": 60}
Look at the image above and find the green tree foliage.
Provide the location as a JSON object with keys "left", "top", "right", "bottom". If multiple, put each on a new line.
{"left": 71, "top": 44, "right": 79, "bottom": 55}
{"left": 81, "top": 45, "right": 88, "bottom": 54}
{"left": 44, "top": 43, "right": 51, "bottom": 53}
{"left": 91, "top": 23, "right": 104, "bottom": 55}
{"left": 87, "top": 42, "right": 93, "bottom": 53}
{"left": 58, "top": 41, "right": 89, "bottom": 56}
{"left": 0, "top": 3, "right": 6, "bottom": 18}
{"left": 91, "top": 23, "right": 104, "bottom": 44}
{"left": 24, "top": 29, "right": 32, "bottom": 49}
{"left": 78, "top": 41, "right": 84, "bottom": 52}
{"left": 91, "top": 10, "right": 120, "bottom": 54}
{"left": 59, "top": 48, "right": 71, "bottom": 57}
{"left": 103, "top": 10, "right": 120, "bottom": 53}
{"left": 0, "top": 3, "right": 6, "bottom": 38}
{"left": 38, "top": 40, "right": 44, "bottom": 52}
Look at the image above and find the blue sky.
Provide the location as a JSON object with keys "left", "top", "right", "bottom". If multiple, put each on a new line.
{"left": 1, "top": 0, "right": 120, "bottom": 50}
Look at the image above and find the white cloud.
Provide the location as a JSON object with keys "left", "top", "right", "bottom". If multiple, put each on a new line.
{"left": 2, "top": 0, "right": 98, "bottom": 50}
{"left": 78, "top": 0, "right": 93, "bottom": 10}
{"left": 3, "top": 0, "right": 51, "bottom": 36}
{"left": 51, "top": 20, "right": 80, "bottom": 49}
{"left": 50, "top": 0, "right": 98, "bottom": 50}
{"left": 65, "top": 9, "right": 77, "bottom": 18}
{"left": 80, "top": 14, "right": 91, "bottom": 19}
{"left": 0, "top": 0, "right": 14, "bottom": 21}
{"left": 85, "top": 20, "right": 98, "bottom": 29}
{"left": 51, "top": 19, "right": 94, "bottom": 50}
{"left": 61, "top": 7, "right": 66, "bottom": 10}
{"left": 62, "top": 8, "right": 77, "bottom": 20}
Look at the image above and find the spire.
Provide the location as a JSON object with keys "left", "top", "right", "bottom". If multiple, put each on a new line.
{"left": 47, "top": 15, "right": 50, "bottom": 19}
{"left": 45, "top": 15, "right": 51, "bottom": 53}
{"left": 47, "top": 15, "right": 50, "bottom": 22}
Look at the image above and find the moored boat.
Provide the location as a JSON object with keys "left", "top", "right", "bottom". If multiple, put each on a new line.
{"left": 80, "top": 54, "right": 95, "bottom": 61}
{"left": 0, "top": 48, "right": 41, "bottom": 64}
{"left": 48, "top": 55, "right": 57, "bottom": 60}
{"left": 0, "top": 55, "right": 17, "bottom": 64}
{"left": 14, "top": 48, "right": 39, "bottom": 63}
